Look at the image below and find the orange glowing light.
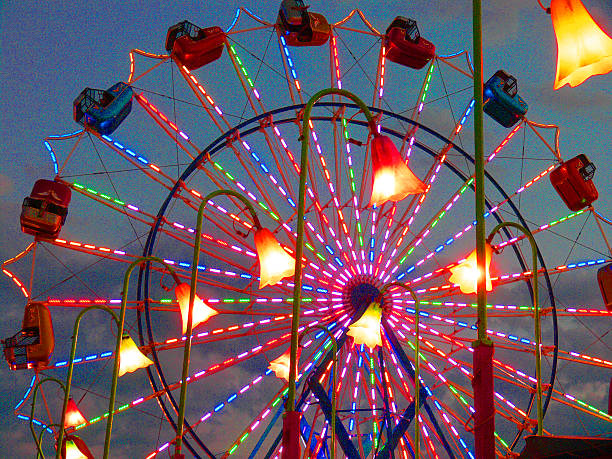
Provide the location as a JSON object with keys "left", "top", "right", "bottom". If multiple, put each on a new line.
{"left": 118, "top": 334, "right": 153, "bottom": 377}
{"left": 268, "top": 347, "right": 300, "bottom": 381}
{"left": 347, "top": 302, "right": 383, "bottom": 350}
{"left": 449, "top": 245, "right": 493, "bottom": 294}
{"left": 254, "top": 227, "right": 295, "bottom": 288}
{"left": 369, "top": 135, "right": 426, "bottom": 207}
{"left": 64, "top": 398, "right": 87, "bottom": 428}
{"left": 175, "top": 282, "right": 218, "bottom": 334}
{"left": 551, "top": 0, "right": 612, "bottom": 89}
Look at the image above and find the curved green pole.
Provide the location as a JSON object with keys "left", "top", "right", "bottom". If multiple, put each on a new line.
{"left": 286, "top": 88, "right": 377, "bottom": 422}
{"left": 487, "top": 222, "right": 542, "bottom": 435}
{"left": 377, "top": 282, "right": 421, "bottom": 458}
{"left": 174, "top": 189, "right": 260, "bottom": 457}
{"left": 105, "top": 256, "right": 180, "bottom": 459}
{"left": 30, "top": 377, "right": 65, "bottom": 458}
{"left": 35, "top": 423, "right": 60, "bottom": 459}
{"left": 298, "top": 324, "right": 338, "bottom": 459}
{"left": 56, "top": 304, "right": 120, "bottom": 459}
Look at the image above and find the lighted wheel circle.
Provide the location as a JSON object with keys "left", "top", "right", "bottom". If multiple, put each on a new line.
{"left": 136, "top": 103, "right": 559, "bottom": 458}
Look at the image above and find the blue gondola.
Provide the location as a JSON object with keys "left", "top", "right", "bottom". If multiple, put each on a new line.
{"left": 483, "top": 70, "right": 528, "bottom": 128}
{"left": 73, "top": 82, "right": 133, "bottom": 135}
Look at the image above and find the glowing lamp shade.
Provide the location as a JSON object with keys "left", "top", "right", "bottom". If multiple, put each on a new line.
{"left": 118, "top": 334, "right": 153, "bottom": 377}
{"left": 64, "top": 398, "right": 87, "bottom": 428}
{"left": 254, "top": 227, "right": 296, "bottom": 288}
{"left": 347, "top": 302, "right": 383, "bottom": 350}
{"left": 449, "top": 244, "right": 493, "bottom": 294}
{"left": 551, "top": 0, "right": 612, "bottom": 89}
{"left": 369, "top": 135, "right": 426, "bottom": 207}
{"left": 60, "top": 435, "right": 94, "bottom": 459}
{"left": 175, "top": 282, "right": 218, "bottom": 334}
{"left": 268, "top": 347, "right": 300, "bottom": 381}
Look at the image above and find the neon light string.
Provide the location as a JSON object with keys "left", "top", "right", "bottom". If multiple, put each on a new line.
{"left": 278, "top": 35, "right": 301, "bottom": 93}
{"left": 227, "top": 43, "right": 262, "bottom": 103}
{"left": 175, "top": 65, "right": 229, "bottom": 131}
{"left": 331, "top": 35, "right": 343, "bottom": 89}
{"left": 378, "top": 44, "right": 386, "bottom": 100}
{"left": 135, "top": 94, "right": 198, "bottom": 160}
{"left": 2, "top": 242, "right": 36, "bottom": 298}
{"left": 404, "top": 61, "right": 435, "bottom": 160}
{"left": 15, "top": 414, "right": 53, "bottom": 434}
{"left": 127, "top": 48, "right": 169, "bottom": 84}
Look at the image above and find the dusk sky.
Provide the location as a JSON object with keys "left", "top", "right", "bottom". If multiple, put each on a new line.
{"left": 1, "top": 1, "right": 611, "bottom": 458}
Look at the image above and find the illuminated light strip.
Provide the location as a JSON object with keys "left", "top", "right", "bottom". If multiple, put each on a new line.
{"left": 224, "top": 146, "right": 294, "bottom": 210}
{"left": 487, "top": 123, "right": 523, "bottom": 162}
{"left": 136, "top": 94, "right": 192, "bottom": 143}
{"left": 16, "top": 414, "right": 53, "bottom": 434}
{"left": 43, "top": 129, "right": 85, "bottom": 174}
{"left": 228, "top": 44, "right": 261, "bottom": 99}
{"left": 331, "top": 35, "right": 342, "bottom": 89}
{"left": 43, "top": 140, "right": 59, "bottom": 174}
{"left": 2, "top": 242, "right": 37, "bottom": 298}
{"left": 378, "top": 46, "right": 386, "bottom": 99}
{"left": 127, "top": 48, "right": 169, "bottom": 83}
{"left": 178, "top": 65, "right": 225, "bottom": 117}
{"left": 72, "top": 182, "right": 129, "bottom": 208}
{"left": 406, "top": 61, "right": 435, "bottom": 159}
{"left": 496, "top": 209, "right": 587, "bottom": 250}
{"left": 52, "top": 238, "right": 128, "bottom": 258}
{"left": 278, "top": 35, "right": 301, "bottom": 92}
{"left": 97, "top": 132, "right": 175, "bottom": 186}
{"left": 14, "top": 375, "right": 37, "bottom": 411}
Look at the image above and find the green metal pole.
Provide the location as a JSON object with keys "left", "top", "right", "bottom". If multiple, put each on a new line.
{"left": 487, "top": 222, "right": 542, "bottom": 435}
{"left": 106, "top": 256, "right": 179, "bottom": 459}
{"left": 174, "top": 189, "right": 260, "bottom": 457}
{"left": 378, "top": 282, "right": 420, "bottom": 458}
{"left": 298, "top": 325, "right": 337, "bottom": 459}
{"left": 286, "top": 88, "right": 376, "bottom": 418}
{"left": 57, "top": 305, "right": 120, "bottom": 459}
{"left": 29, "top": 378, "right": 65, "bottom": 459}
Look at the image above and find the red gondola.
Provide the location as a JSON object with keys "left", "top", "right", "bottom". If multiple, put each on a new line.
{"left": 165, "top": 21, "right": 225, "bottom": 70}
{"left": 276, "top": 0, "right": 330, "bottom": 47}
{"left": 550, "top": 155, "right": 598, "bottom": 211}
{"left": 3, "top": 302, "right": 55, "bottom": 370}
{"left": 20, "top": 179, "right": 71, "bottom": 240}
{"left": 385, "top": 17, "right": 435, "bottom": 69}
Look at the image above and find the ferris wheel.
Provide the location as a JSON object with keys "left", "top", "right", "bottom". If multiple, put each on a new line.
{"left": 3, "top": 3, "right": 612, "bottom": 458}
